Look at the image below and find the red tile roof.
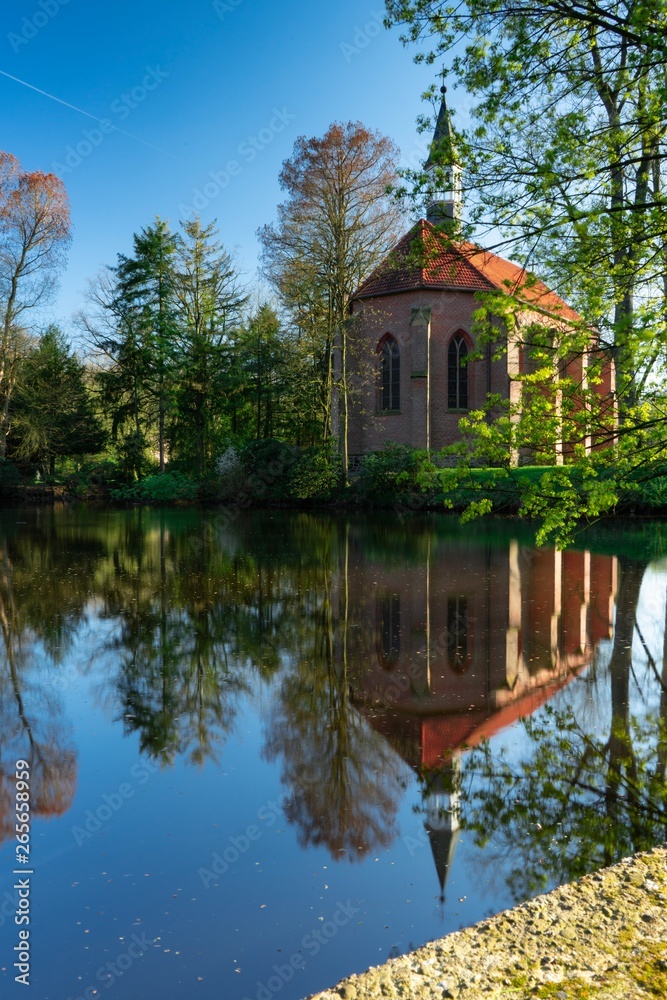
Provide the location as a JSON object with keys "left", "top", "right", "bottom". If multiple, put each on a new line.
{"left": 353, "top": 219, "right": 580, "bottom": 323}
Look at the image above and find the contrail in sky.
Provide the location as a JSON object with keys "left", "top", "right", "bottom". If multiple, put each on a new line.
{"left": 0, "top": 68, "right": 176, "bottom": 158}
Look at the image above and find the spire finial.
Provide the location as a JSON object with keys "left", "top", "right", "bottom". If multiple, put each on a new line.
{"left": 424, "top": 73, "right": 463, "bottom": 227}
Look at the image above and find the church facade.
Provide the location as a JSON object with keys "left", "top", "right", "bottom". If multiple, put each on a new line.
{"left": 345, "top": 92, "right": 614, "bottom": 464}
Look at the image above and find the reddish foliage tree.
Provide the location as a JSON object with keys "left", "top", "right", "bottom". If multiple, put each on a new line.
{"left": 0, "top": 152, "right": 71, "bottom": 456}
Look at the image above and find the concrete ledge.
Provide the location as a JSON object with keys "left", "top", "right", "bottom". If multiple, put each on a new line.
{"left": 306, "top": 845, "right": 667, "bottom": 1000}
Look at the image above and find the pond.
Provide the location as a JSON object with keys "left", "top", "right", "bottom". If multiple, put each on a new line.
{"left": 0, "top": 507, "right": 666, "bottom": 1000}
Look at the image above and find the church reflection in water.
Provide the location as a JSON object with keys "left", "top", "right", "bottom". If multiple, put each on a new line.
{"left": 341, "top": 535, "right": 618, "bottom": 900}
{"left": 0, "top": 509, "right": 623, "bottom": 899}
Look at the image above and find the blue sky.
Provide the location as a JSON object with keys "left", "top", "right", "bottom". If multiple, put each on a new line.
{"left": 1, "top": 0, "right": 447, "bottom": 339}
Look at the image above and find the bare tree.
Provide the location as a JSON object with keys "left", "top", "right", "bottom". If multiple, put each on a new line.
{"left": 259, "top": 122, "right": 405, "bottom": 473}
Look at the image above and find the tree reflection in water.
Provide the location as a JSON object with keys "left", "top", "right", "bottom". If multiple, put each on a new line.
{"left": 0, "top": 527, "right": 78, "bottom": 847}
{"left": 0, "top": 506, "right": 666, "bottom": 901}
{"left": 457, "top": 554, "right": 667, "bottom": 900}
{"left": 262, "top": 521, "right": 410, "bottom": 860}
{"left": 263, "top": 666, "right": 409, "bottom": 860}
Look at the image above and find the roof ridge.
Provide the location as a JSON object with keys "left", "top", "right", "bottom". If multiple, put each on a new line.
{"left": 352, "top": 219, "right": 580, "bottom": 322}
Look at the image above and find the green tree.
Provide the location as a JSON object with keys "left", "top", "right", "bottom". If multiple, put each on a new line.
{"left": 11, "top": 326, "right": 104, "bottom": 477}
{"left": 231, "top": 302, "right": 289, "bottom": 440}
{"left": 386, "top": 0, "right": 667, "bottom": 538}
{"left": 0, "top": 153, "right": 71, "bottom": 457}
{"left": 81, "top": 267, "right": 154, "bottom": 479}
{"left": 114, "top": 218, "right": 179, "bottom": 474}
{"left": 81, "top": 220, "right": 180, "bottom": 479}
{"left": 172, "top": 218, "right": 246, "bottom": 476}
{"left": 387, "top": 1, "right": 667, "bottom": 361}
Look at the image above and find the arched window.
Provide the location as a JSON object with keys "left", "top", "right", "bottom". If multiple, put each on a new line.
{"left": 379, "top": 336, "right": 400, "bottom": 411}
{"left": 447, "top": 596, "right": 472, "bottom": 674}
{"left": 448, "top": 334, "right": 468, "bottom": 409}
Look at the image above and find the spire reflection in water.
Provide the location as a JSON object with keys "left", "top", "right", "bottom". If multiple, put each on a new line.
{"left": 0, "top": 507, "right": 665, "bottom": 1000}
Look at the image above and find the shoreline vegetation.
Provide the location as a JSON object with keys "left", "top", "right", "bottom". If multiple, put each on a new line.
{"left": 3, "top": 442, "right": 667, "bottom": 522}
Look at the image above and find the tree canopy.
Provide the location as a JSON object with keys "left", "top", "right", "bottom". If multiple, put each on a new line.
{"left": 11, "top": 325, "right": 105, "bottom": 476}
{"left": 0, "top": 153, "right": 71, "bottom": 458}
{"left": 385, "top": 0, "right": 667, "bottom": 540}
{"left": 259, "top": 121, "right": 405, "bottom": 470}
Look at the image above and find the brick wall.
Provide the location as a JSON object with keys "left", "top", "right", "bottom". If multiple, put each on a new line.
{"left": 348, "top": 288, "right": 511, "bottom": 455}
{"left": 341, "top": 538, "right": 616, "bottom": 724}
{"left": 347, "top": 289, "right": 616, "bottom": 461}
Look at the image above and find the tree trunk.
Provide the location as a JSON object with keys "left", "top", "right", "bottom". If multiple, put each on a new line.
{"left": 658, "top": 588, "right": 667, "bottom": 787}
{"left": 605, "top": 556, "right": 647, "bottom": 857}
{"left": 159, "top": 389, "right": 165, "bottom": 474}
{"left": 0, "top": 394, "right": 9, "bottom": 459}
{"left": 340, "top": 321, "right": 349, "bottom": 478}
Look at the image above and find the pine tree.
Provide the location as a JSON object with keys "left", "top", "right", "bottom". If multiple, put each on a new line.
{"left": 12, "top": 325, "right": 105, "bottom": 476}
{"left": 172, "top": 219, "right": 246, "bottom": 476}
{"left": 114, "top": 218, "right": 179, "bottom": 473}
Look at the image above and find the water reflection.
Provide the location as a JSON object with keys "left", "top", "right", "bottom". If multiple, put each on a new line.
{"left": 0, "top": 531, "right": 78, "bottom": 847}
{"left": 0, "top": 507, "right": 665, "bottom": 914}
{"left": 345, "top": 533, "right": 667, "bottom": 903}
{"left": 337, "top": 527, "right": 627, "bottom": 901}
{"left": 348, "top": 539, "right": 616, "bottom": 721}
{"left": 456, "top": 554, "right": 667, "bottom": 900}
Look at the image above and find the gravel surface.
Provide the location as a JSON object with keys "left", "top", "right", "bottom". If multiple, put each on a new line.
{"left": 306, "top": 845, "right": 667, "bottom": 1000}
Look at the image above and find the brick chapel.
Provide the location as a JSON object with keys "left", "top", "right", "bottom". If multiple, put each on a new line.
{"left": 346, "top": 89, "right": 614, "bottom": 463}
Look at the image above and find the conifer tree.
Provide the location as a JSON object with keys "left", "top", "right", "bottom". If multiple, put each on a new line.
{"left": 172, "top": 219, "right": 246, "bottom": 476}
{"left": 12, "top": 325, "right": 104, "bottom": 476}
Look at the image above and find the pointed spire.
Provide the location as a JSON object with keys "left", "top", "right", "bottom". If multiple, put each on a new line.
{"left": 425, "top": 79, "right": 457, "bottom": 171}
{"left": 425, "top": 75, "right": 462, "bottom": 227}
{"left": 426, "top": 822, "right": 460, "bottom": 903}
{"left": 422, "top": 761, "right": 461, "bottom": 904}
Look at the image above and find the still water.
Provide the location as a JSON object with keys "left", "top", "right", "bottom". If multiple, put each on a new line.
{"left": 0, "top": 507, "right": 666, "bottom": 1000}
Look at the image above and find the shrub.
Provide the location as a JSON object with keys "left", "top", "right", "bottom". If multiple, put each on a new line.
{"left": 111, "top": 472, "right": 199, "bottom": 505}
{"left": 630, "top": 474, "right": 667, "bottom": 510}
{"left": 216, "top": 445, "right": 241, "bottom": 477}
{"left": 0, "top": 459, "right": 19, "bottom": 496}
{"left": 353, "top": 444, "right": 440, "bottom": 505}
{"left": 239, "top": 439, "right": 300, "bottom": 501}
{"left": 64, "top": 460, "right": 126, "bottom": 492}
{"left": 288, "top": 447, "right": 342, "bottom": 501}
{"left": 207, "top": 445, "right": 248, "bottom": 502}
{"left": 116, "top": 430, "right": 152, "bottom": 481}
